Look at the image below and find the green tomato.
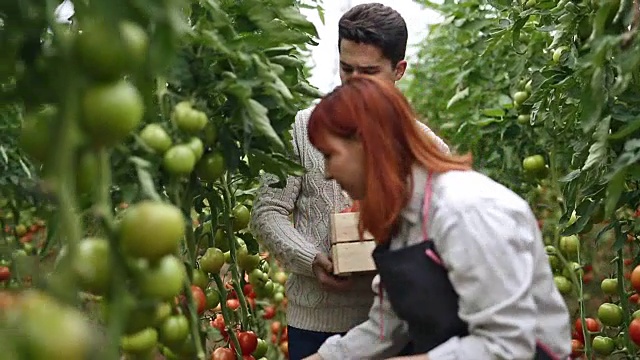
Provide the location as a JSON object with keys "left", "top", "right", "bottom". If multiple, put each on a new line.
{"left": 517, "top": 114, "right": 531, "bottom": 125}
{"left": 592, "top": 335, "right": 615, "bottom": 356}
{"left": 513, "top": 91, "right": 530, "bottom": 104}
{"left": 73, "top": 237, "right": 111, "bottom": 295}
{"left": 559, "top": 235, "right": 580, "bottom": 256}
{"left": 138, "top": 255, "right": 186, "bottom": 300}
{"left": 199, "top": 247, "right": 225, "bottom": 274}
{"left": 120, "top": 327, "right": 158, "bottom": 354}
{"left": 81, "top": 80, "right": 144, "bottom": 147}
{"left": 597, "top": 303, "right": 623, "bottom": 327}
{"left": 522, "top": 154, "right": 546, "bottom": 173}
{"left": 171, "top": 102, "right": 207, "bottom": 133}
{"left": 192, "top": 268, "right": 209, "bottom": 289}
{"left": 232, "top": 204, "right": 251, "bottom": 231}
{"left": 140, "top": 123, "right": 172, "bottom": 154}
{"left": 163, "top": 145, "right": 196, "bottom": 175}
{"left": 205, "top": 287, "right": 221, "bottom": 309}
{"left": 600, "top": 278, "right": 618, "bottom": 295}
{"left": 119, "top": 200, "right": 185, "bottom": 261}
{"left": 187, "top": 137, "right": 204, "bottom": 161}
{"left": 159, "top": 315, "right": 189, "bottom": 345}
{"left": 253, "top": 338, "right": 268, "bottom": 358}
{"left": 196, "top": 152, "right": 226, "bottom": 182}
{"left": 554, "top": 275, "right": 572, "bottom": 295}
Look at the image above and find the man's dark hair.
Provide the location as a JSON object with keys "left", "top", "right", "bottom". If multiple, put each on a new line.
{"left": 338, "top": 3, "right": 408, "bottom": 66}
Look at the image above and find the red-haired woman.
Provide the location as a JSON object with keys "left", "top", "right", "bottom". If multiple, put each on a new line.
{"left": 301, "top": 76, "right": 571, "bottom": 360}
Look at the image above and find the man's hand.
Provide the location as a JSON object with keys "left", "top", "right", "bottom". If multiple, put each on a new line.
{"left": 312, "top": 253, "right": 353, "bottom": 292}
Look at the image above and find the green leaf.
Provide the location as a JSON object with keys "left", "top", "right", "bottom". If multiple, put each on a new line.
{"left": 244, "top": 99, "right": 284, "bottom": 150}
{"left": 446, "top": 87, "right": 469, "bottom": 109}
{"left": 582, "top": 115, "right": 610, "bottom": 171}
{"left": 129, "top": 157, "right": 162, "bottom": 202}
{"left": 482, "top": 108, "right": 505, "bottom": 117}
{"left": 604, "top": 166, "right": 627, "bottom": 218}
{"left": 608, "top": 116, "right": 640, "bottom": 141}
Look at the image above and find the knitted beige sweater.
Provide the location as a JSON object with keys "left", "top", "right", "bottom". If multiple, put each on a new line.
{"left": 250, "top": 106, "right": 450, "bottom": 333}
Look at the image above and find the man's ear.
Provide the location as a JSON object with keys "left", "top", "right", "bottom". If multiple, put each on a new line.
{"left": 394, "top": 60, "right": 408, "bottom": 81}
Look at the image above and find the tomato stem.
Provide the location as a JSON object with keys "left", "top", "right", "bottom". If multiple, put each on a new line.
{"left": 616, "top": 247, "right": 634, "bottom": 356}
{"left": 95, "top": 149, "right": 129, "bottom": 360}
{"left": 221, "top": 175, "right": 253, "bottom": 331}
{"left": 47, "top": 72, "right": 83, "bottom": 305}
{"left": 212, "top": 273, "right": 244, "bottom": 359}
{"left": 182, "top": 280, "right": 207, "bottom": 360}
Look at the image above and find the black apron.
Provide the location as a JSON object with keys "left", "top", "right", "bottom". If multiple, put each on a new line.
{"left": 371, "top": 172, "right": 561, "bottom": 359}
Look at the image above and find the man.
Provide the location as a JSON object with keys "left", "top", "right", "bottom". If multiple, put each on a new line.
{"left": 250, "top": 3, "right": 449, "bottom": 359}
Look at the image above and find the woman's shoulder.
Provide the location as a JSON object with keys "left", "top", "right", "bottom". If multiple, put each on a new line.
{"left": 432, "top": 170, "right": 532, "bottom": 217}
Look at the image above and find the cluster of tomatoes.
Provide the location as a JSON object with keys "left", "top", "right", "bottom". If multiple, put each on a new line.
{"left": 568, "top": 263, "right": 640, "bottom": 358}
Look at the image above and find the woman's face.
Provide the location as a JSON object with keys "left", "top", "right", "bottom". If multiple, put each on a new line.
{"left": 321, "top": 132, "right": 366, "bottom": 200}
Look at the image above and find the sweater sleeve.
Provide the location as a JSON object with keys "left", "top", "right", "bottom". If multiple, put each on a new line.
{"left": 415, "top": 120, "right": 450, "bottom": 154}
{"left": 317, "top": 275, "right": 411, "bottom": 360}
{"left": 250, "top": 110, "right": 319, "bottom": 277}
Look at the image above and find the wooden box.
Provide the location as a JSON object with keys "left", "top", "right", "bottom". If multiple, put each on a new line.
{"left": 330, "top": 212, "right": 376, "bottom": 275}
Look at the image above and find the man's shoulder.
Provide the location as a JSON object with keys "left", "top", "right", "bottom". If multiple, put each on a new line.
{"left": 294, "top": 104, "right": 318, "bottom": 127}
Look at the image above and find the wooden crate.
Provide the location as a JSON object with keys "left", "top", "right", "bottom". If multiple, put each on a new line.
{"left": 330, "top": 212, "right": 377, "bottom": 275}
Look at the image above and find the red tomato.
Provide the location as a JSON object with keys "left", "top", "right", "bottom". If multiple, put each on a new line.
{"left": 0, "top": 266, "right": 10, "bottom": 282}
{"left": 191, "top": 285, "right": 207, "bottom": 314}
{"left": 631, "top": 265, "right": 640, "bottom": 293}
{"left": 280, "top": 341, "right": 289, "bottom": 357}
{"left": 243, "top": 283, "right": 253, "bottom": 296}
{"left": 574, "top": 317, "right": 600, "bottom": 334}
{"left": 247, "top": 297, "right": 256, "bottom": 309}
{"left": 212, "top": 347, "right": 235, "bottom": 360}
{"left": 271, "top": 321, "right": 281, "bottom": 334}
{"left": 237, "top": 331, "right": 258, "bottom": 355}
{"left": 625, "top": 259, "right": 634, "bottom": 266}
{"left": 630, "top": 293, "right": 640, "bottom": 304}
{"left": 262, "top": 305, "right": 276, "bottom": 320}
{"left": 226, "top": 298, "right": 240, "bottom": 311}
{"left": 242, "top": 356, "right": 255, "bottom": 360}
{"left": 211, "top": 314, "right": 227, "bottom": 337}
{"left": 630, "top": 318, "right": 640, "bottom": 346}
{"left": 570, "top": 339, "right": 584, "bottom": 358}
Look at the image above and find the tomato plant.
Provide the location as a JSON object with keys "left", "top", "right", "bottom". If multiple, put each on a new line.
{"left": 408, "top": 0, "right": 640, "bottom": 357}
{"left": 1, "top": 0, "right": 319, "bottom": 358}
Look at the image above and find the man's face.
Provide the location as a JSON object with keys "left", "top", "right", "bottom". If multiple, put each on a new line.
{"left": 338, "top": 39, "right": 407, "bottom": 85}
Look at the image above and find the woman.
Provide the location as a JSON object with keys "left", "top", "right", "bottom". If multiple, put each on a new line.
{"left": 302, "top": 76, "right": 571, "bottom": 360}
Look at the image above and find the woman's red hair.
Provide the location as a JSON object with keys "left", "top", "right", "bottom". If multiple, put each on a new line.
{"left": 308, "top": 75, "right": 473, "bottom": 243}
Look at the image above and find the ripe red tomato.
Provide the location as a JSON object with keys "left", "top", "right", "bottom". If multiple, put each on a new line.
{"left": 191, "top": 285, "right": 207, "bottom": 314}
{"left": 242, "top": 356, "right": 255, "bottom": 360}
{"left": 212, "top": 347, "right": 235, "bottom": 360}
{"left": 211, "top": 314, "right": 227, "bottom": 336}
{"left": 262, "top": 305, "right": 276, "bottom": 320}
{"left": 226, "top": 298, "right": 240, "bottom": 311}
{"left": 575, "top": 317, "right": 600, "bottom": 334}
{"left": 570, "top": 339, "right": 584, "bottom": 358}
{"left": 631, "top": 265, "right": 640, "bottom": 293}
{"left": 271, "top": 321, "right": 281, "bottom": 334}
{"left": 0, "top": 266, "right": 10, "bottom": 282}
{"left": 243, "top": 284, "right": 253, "bottom": 296}
{"left": 237, "top": 330, "right": 258, "bottom": 355}
{"left": 630, "top": 293, "right": 640, "bottom": 304}
{"left": 629, "top": 318, "right": 640, "bottom": 346}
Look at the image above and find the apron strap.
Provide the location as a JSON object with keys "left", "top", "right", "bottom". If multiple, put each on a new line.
{"left": 421, "top": 172, "right": 434, "bottom": 240}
